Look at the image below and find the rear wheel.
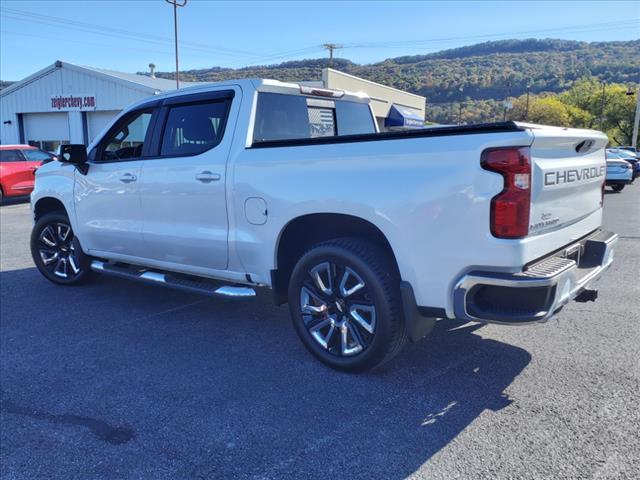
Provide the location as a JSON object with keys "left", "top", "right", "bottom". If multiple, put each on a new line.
{"left": 288, "top": 238, "right": 407, "bottom": 372}
{"left": 611, "top": 184, "right": 625, "bottom": 192}
{"left": 30, "top": 211, "right": 95, "bottom": 285}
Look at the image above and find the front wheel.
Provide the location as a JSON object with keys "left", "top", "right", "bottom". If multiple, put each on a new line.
{"left": 611, "top": 184, "right": 625, "bottom": 192}
{"left": 288, "top": 238, "right": 407, "bottom": 372}
{"left": 30, "top": 211, "right": 95, "bottom": 285}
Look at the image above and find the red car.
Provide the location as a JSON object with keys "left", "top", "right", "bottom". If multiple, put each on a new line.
{"left": 0, "top": 145, "right": 56, "bottom": 202}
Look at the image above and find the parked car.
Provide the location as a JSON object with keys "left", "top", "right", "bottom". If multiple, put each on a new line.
{"left": 29, "top": 79, "right": 618, "bottom": 372}
{"left": 607, "top": 148, "right": 640, "bottom": 179}
{"left": 617, "top": 146, "right": 637, "bottom": 154}
{"left": 605, "top": 152, "right": 633, "bottom": 192}
{"left": 0, "top": 145, "right": 56, "bottom": 202}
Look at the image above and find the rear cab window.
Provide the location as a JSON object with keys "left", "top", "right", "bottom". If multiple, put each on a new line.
{"left": 252, "top": 92, "right": 375, "bottom": 144}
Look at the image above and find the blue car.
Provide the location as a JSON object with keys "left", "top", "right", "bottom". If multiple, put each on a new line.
{"left": 605, "top": 152, "right": 633, "bottom": 192}
{"left": 607, "top": 148, "right": 640, "bottom": 179}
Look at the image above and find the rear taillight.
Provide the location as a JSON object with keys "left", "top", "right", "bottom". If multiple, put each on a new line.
{"left": 481, "top": 147, "right": 531, "bottom": 239}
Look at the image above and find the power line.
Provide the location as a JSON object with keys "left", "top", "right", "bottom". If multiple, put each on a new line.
{"left": 0, "top": 7, "right": 323, "bottom": 65}
{"left": 0, "top": 6, "right": 257, "bottom": 57}
{"left": 0, "top": 29, "right": 206, "bottom": 59}
{"left": 342, "top": 19, "right": 639, "bottom": 49}
{"left": 1, "top": 5, "right": 636, "bottom": 71}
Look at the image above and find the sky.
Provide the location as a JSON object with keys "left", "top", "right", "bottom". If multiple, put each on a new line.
{"left": 1, "top": 0, "right": 639, "bottom": 80}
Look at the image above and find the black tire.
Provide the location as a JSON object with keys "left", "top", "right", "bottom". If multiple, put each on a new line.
{"left": 611, "top": 184, "right": 625, "bottom": 192}
{"left": 30, "top": 211, "right": 95, "bottom": 285}
{"left": 288, "top": 238, "right": 407, "bottom": 372}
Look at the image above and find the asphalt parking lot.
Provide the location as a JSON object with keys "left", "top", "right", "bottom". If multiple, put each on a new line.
{"left": 1, "top": 185, "right": 639, "bottom": 480}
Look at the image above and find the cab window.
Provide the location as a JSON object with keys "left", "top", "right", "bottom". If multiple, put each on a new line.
{"left": 100, "top": 110, "right": 153, "bottom": 161}
{"left": 252, "top": 92, "right": 375, "bottom": 143}
{"left": 160, "top": 100, "right": 230, "bottom": 157}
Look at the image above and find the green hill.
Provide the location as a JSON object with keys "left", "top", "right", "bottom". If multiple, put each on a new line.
{"left": 152, "top": 39, "right": 639, "bottom": 99}
{"left": 149, "top": 38, "right": 639, "bottom": 123}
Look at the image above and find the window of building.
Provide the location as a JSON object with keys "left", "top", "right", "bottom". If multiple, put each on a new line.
{"left": 252, "top": 92, "right": 375, "bottom": 143}
{"left": 0, "top": 150, "right": 25, "bottom": 162}
{"left": 101, "top": 110, "right": 153, "bottom": 161}
{"left": 160, "top": 100, "right": 230, "bottom": 157}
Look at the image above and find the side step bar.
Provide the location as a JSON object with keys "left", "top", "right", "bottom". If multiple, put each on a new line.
{"left": 90, "top": 260, "right": 256, "bottom": 298}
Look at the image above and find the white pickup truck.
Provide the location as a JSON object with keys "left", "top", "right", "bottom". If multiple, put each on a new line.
{"left": 30, "top": 79, "right": 618, "bottom": 371}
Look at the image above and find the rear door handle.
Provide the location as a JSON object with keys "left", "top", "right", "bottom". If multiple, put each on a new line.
{"left": 119, "top": 173, "right": 137, "bottom": 183}
{"left": 196, "top": 171, "right": 221, "bottom": 183}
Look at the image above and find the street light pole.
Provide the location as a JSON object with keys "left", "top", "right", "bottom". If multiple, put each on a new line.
{"left": 165, "top": 0, "right": 187, "bottom": 90}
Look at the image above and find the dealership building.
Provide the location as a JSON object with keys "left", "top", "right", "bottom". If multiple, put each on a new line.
{"left": 1, "top": 61, "right": 425, "bottom": 150}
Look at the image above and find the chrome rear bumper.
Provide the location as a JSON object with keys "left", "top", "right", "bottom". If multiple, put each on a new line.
{"left": 453, "top": 229, "right": 618, "bottom": 324}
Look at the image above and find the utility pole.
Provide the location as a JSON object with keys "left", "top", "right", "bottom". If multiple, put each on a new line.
{"left": 323, "top": 43, "right": 343, "bottom": 68}
{"left": 525, "top": 84, "right": 531, "bottom": 121}
{"left": 165, "top": 0, "right": 187, "bottom": 89}
{"left": 457, "top": 86, "right": 464, "bottom": 124}
{"left": 503, "top": 80, "right": 512, "bottom": 121}
{"left": 599, "top": 81, "right": 606, "bottom": 130}
{"left": 629, "top": 86, "right": 640, "bottom": 148}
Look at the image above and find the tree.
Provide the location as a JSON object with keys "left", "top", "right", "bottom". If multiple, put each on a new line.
{"left": 601, "top": 83, "right": 638, "bottom": 145}
{"left": 509, "top": 94, "right": 590, "bottom": 127}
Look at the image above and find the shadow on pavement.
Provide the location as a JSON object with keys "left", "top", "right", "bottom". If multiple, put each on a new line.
{"left": 1, "top": 267, "right": 531, "bottom": 479}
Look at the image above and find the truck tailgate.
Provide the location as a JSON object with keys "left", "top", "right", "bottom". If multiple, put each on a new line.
{"left": 527, "top": 124, "right": 608, "bottom": 239}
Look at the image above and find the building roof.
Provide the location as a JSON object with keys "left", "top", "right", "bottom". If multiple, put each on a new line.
{"left": 0, "top": 60, "right": 202, "bottom": 98}
{"left": 76, "top": 64, "right": 194, "bottom": 91}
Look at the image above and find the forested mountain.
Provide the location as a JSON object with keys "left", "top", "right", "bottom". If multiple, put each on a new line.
{"left": 151, "top": 38, "right": 639, "bottom": 105}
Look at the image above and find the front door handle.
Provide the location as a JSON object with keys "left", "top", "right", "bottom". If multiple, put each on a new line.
{"left": 196, "top": 171, "right": 221, "bottom": 183}
{"left": 119, "top": 173, "right": 137, "bottom": 183}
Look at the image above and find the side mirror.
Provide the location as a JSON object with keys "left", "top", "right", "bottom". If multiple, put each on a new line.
{"left": 58, "top": 144, "right": 89, "bottom": 174}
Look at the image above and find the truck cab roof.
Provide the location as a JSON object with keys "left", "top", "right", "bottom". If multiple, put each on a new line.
{"left": 136, "top": 78, "right": 371, "bottom": 106}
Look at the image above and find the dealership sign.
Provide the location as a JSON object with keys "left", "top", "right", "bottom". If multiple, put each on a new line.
{"left": 50, "top": 94, "right": 97, "bottom": 111}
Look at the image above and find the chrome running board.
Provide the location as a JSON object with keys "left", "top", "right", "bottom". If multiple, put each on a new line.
{"left": 90, "top": 260, "right": 256, "bottom": 298}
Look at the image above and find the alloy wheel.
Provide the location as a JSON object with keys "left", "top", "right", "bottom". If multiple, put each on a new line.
{"left": 300, "top": 261, "right": 377, "bottom": 357}
{"left": 37, "top": 222, "right": 82, "bottom": 279}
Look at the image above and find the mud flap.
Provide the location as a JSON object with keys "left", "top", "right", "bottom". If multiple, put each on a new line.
{"left": 400, "top": 281, "right": 439, "bottom": 342}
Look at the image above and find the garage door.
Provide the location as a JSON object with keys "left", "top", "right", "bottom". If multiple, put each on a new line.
{"left": 23, "top": 112, "right": 69, "bottom": 153}
{"left": 87, "top": 110, "right": 120, "bottom": 143}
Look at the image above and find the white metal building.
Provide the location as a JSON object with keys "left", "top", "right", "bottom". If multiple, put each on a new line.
{"left": 0, "top": 60, "right": 187, "bottom": 151}
{"left": 305, "top": 68, "right": 426, "bottom": 130}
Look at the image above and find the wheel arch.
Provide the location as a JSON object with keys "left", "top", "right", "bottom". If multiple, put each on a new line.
{"left": 271, "top": 213, "right": 400, "bottom": 305}
{"left": 33, "top": 196, "right": 68, "bottom": 220}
